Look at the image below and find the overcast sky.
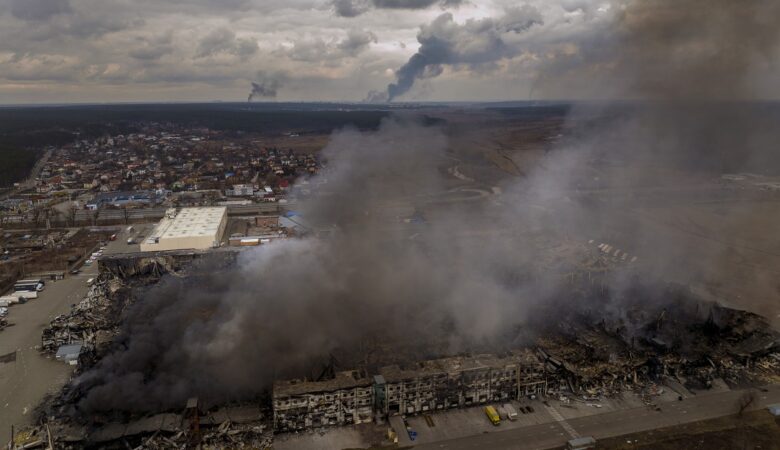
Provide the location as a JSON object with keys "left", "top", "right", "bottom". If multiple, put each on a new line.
{"left": 0, "top": 0, "right": 777, "bottom": 104}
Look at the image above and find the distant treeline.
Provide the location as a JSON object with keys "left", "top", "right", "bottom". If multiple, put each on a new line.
{"left": 0, "top": 103, "right": 394, "bottom": 137}
{"left": 0, "top": 144, "right": 41, "bottom": 187}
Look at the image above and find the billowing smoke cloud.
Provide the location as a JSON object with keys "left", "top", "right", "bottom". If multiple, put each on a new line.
{"left": 247, "top": 71, "right": 287, "bottom": 101}
{"left": 72, "top": 0, "right": 780, "bottom": 415}
{"left": 74, "top": 117, "right": 559, "bottom": 413}
{"left": 383, "top": 6, "right": 543, "bottom": 101}
{"left": 525, "top": 0, "right": 780, "bottom": 317}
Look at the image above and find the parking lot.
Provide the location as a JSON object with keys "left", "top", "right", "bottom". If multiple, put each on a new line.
{"left": 393, "top": 400, "right": 554, "bottom": 446}
{"left": 0, "top": 227, "right": 133, "bottom": 445}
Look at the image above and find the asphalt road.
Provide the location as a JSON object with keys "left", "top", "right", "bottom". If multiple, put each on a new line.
{"left": 413, "top": 385, "right": 780, "bottom": 450}
{"left": 0, "top": 233, "right": 127, "bottom": 445}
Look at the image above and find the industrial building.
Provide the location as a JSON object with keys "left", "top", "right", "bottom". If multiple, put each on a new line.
{"left": 272, "top": 351, "right": 548, "bottom": 432}
{"left": 140, "top": 207, "right": 227, "bottom": 252}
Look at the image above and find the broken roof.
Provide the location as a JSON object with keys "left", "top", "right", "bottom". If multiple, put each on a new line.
{"left": 273, "top": 370, "right": 372, "bottom": 397}
{"left": 379, "top": 354, "right": 526, "bottom": 383}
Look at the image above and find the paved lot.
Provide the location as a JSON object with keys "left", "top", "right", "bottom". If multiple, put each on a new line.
{"left": 396, "top": 401, "right": 555, "bottom": 446}
{"left": 273, "top": 427, "right": 370, "bottom": 450}
{"left": 410, "top": 384, "right": 780, "bottom": 450}
{"left": 0, "top": 230, "right": 129, "bottom": 445}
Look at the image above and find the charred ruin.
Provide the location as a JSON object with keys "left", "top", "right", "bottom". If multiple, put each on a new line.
{"left": 25, "top": 245, "right": 780, "bottom": 448}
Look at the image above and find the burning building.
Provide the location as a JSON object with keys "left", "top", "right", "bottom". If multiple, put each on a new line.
{"left": 271, "top": 350, "right": 547, "bottom": 432}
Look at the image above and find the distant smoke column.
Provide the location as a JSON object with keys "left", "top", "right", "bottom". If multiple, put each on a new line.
{"left": 247, "top": 73, "right": 284, "bottom": 102}
{"left": 383, "top": 7, "right": 543, "bottom": 102}
{"left": 388, "top": 54, "right": 429, "bottom": 102}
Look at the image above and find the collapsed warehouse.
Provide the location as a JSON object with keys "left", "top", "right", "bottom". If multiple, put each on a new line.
{"left": 23, "top": 249, "right": 780, "bottom": 448}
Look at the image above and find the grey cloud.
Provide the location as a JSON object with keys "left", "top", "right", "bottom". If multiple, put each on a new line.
{"left": 373, "top": 0, "right": 440, "bottom": 8}
{"left": 128, "top": 47, "right": 172, "bottom": 61}
{"left": 8, "top": 0, "right": 72, "bottom": 21}
{"left": 500, "top": 5, "right": 544, "bottom": 33}
{"left": 332, "top": 0, "right": 370, "bottom": 17}
{"left": 280, "top": 29, "right": 377, "bottom": 63}
{"left": 332, "top": 0, "right": 462, "bottom": 17}
{"left": 196, "top": 27, "right": 258, "bottom": 59}
{"left": 337, "top": 29, "right": 378, "bottom": 56}
{"left": 383, "top": 6, "right": 543, "bottom": 101}
{"left": 559, "top": 0, "right": 602, "bottom": 14}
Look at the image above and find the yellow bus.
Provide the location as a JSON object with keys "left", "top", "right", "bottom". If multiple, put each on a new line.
{"left": 484, "top": 406, "right": 501, "bottom": 426}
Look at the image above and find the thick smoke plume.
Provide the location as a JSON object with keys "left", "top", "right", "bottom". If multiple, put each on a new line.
{"left": 526, "top": 0, "right": 780, "bottom": 316}
{"left": 75, "top": 118, "right": 558, "bottom": 413}
{"left": 382, "top": 6, "right": 543, "bottom": 102}
{"left": 74, "top": 0, "right": 780, "bottom": 415}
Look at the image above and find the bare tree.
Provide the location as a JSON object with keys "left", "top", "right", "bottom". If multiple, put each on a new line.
{"left": 67, "top": 204, "right": 78, "bottom": 227}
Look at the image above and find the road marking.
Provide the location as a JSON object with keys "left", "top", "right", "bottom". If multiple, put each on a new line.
{"left": 544, "top": 405, "right": 580, "bottom": 439}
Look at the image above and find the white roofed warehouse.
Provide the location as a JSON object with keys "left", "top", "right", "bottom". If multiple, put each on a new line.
{"left": 140, "top": 207, "right": 227, "bottom": 252}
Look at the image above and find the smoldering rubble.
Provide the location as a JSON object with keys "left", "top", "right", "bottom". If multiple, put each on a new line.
{"left": 27, "top": 2, "right": 780, "bottom": 446}
{"left": 40, "top": 117, "right": 780, "bottom": 415}
{"left": 33, "top": 244, "right": 780, "bottom": 448}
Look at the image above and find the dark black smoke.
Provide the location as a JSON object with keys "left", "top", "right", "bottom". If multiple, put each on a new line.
{"left": 384, "top": 6, "right": 543, "bottom": 101}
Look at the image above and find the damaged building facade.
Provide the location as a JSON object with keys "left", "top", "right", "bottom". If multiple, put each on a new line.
{"left": 376, "top": 351, "right": 547, "bottom": 416}
{"left": 272, "top": 351, "right": 547, "bottom": 432}
{"left": 273, "top": 370, "right": 374, "bottom": 432}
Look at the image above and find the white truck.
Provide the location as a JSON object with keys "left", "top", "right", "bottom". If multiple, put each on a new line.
{"left": 14, "top": 291, "right": 38, "bottom": 299}
{"left": 0, "top": 296, "right": 21, "bottom": 307}
{"left": 502, "top": 404, "right": 519, "bottom": 421}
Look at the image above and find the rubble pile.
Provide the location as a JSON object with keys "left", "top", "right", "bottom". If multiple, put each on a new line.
{"left": 40, "top": 279, "right": 129, "bottom": 360}
{"left": 20, "top": 251, "right": 780, "bottom": 448}
{"left": 27, "top": 403, "right": 273, "bottom": 449}
{"left": 535, "top": 284, "right": 780, "bottom": 400}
